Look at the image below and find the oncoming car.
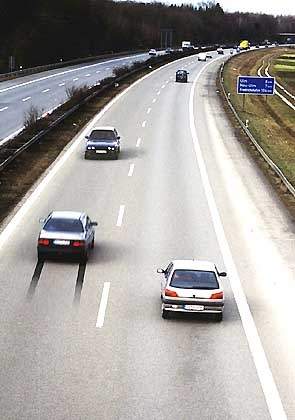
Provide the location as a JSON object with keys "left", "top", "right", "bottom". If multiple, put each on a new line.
{"left": 175, "top": 69, "right": 189, "bottom": 83}
{"left": 158, "top": 260, "right": 226, "bottom": 321}
{"left": 198, "top": 52, "right": 207, "bottom": 62}
{"left": 37, "top": 211, "right": 97, "bottom": 262}
{"left": 85, "top": 126, "right": 121, "bottom": 159}
{"left": 149, "top": 49, "right": 157, "bottom": 56}
{"left": 217, "top": 47, "right": 224, "bottom": 54}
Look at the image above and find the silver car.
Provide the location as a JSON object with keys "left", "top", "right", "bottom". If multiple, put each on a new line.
{"left": 37, "top": 211, "right": 97, "bottom": 262}
{"left": 158, "top": 259, "right": 226, "bottom": 321}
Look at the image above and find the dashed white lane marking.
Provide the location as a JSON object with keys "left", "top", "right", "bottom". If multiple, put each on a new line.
{"left": 0, "top": 107, "right": 8, "bottom": 112}
{"left": 147, "top": 107, "right": 151, "bottom": 114}
{"left": 152, "top": 98, "right": 156, "bottom": 103}
{"left": 106, "top": 67, "right": 110, "bottom": 70}
{"left": 42, "top": 89, "right": 50, "bottom": 93}
{"left": 128, "top": 163, "right": 135, "bottom": 177}
{"left": 136, "top": 137, "right": 141, "bottom": 147}
{"left": 22, "top": 97, "right": 31, "bottom": 102}
{"left": 96, "top": 282, "right": 110, "bottom": 328}
{"left": 96, "top": 70, "right": 100, "bottom": 73}
{"left": 116, "top": 205, "right": 125, "bottom": 227}
{"left": 58, "top": 83, "right": 65, "bottom": 86}
{"left": 85, "top": 74, "right": 91, "bottom": 77}
{"left": 189, "top": 59, "right": 287, "bottom": 420}
{"left": 142, "top": 120, "right": 146, "bottom": 128}
{"left": 73, "top": 77, "right": 79, "bottom": 81}
{"left": 161, "top": 84, "right": 165, "bottom": 89}
{"left": 156, "top": 90, "right": 161, "bottom": 95}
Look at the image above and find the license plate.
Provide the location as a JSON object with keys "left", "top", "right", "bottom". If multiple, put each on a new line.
{"left": 185, "top": 305, "right": 204, "bottom": 311}
{"left": 96, "top": 150, "right": 107, "bottom": 154}
{"left": 53, "top": 240, "right": 70, "bottom": 246}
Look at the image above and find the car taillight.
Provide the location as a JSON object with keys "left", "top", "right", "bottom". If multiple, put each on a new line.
{"left": 72, "top": 240, "right": 85, "bottom": 247}
{"left": 210, "top": 291, "right": 223, "bottom": 299}
{"left": 165, "top": 288, "right": 178, "bottom": 297}
{"left": 38, "top": 238, "right": 49, "bottom": 246}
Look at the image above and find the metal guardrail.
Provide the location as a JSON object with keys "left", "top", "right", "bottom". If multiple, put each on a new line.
{"left": 219, "top": 61, "right": 295, "bottom": 198}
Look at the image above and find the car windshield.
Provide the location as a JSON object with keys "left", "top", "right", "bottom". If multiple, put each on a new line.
{"left": 89, "top": 130, "right": 116, "bottom": 142}
{"left": 44, "top": 218, "right": 84, "bottom": 233}
{"left": 170, "top": 269, "right": 219, "bottom": 290}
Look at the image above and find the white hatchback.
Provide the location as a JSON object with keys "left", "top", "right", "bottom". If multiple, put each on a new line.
{"left": 158, "top": 259, "right": 226, "bottom": 321}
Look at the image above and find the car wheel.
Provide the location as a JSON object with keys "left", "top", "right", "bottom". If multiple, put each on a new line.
{"left": 215, "top": 312, "right": 223, "bottom": 322}
{"left": 161, "top": 305, "right": 169, "bottom": 319}
{"left": 84, "top": 152, "right": 89, "bottom": 160}
{"left": 38, "top": 251, "right": 45, "bottom": 262}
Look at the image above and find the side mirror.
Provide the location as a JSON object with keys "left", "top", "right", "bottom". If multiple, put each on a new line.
{"left": 117, "top": 136, "right": 120, "bottom": 140}
{"left": 90, "top": 221, "right": 98, "bottom": 226}
{"left": 157, "top": 268, "right": 164, "bottom": 274}
{"left": 218, "top": 272, "right": 227, "bottom": 277}
{"left": 85, "top": 135, "right": 89, "bottom": 139}
{"left": 187, "top": 71, "right": 190, "bottom": 74}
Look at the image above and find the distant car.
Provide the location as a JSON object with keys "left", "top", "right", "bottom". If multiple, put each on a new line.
{"left": 206, "top": 51, "right": 213, "bottom": 58}
{"left": 165, "top": 48, "right": 173, "bottom": 54}
{"left": 37, "top": 211, "right": 97, "bottom": 262}
{"left": 198, "top": 52, "right": 207, "bottom": 61}
{"left": 85, "top": 126, "right": 120, "bottom": 159}
{"left": 158, "top": 259, "right": 226, "bottom": 321}
{"left": 217, "top": 47, "right": 224, "bottom": 55}
{"left": 255, "top": 44, "right": 260, "bottom": 48}
{"left": 230, "top": 49, "right": 234, "bottom": 54}
{"left": 149, "top": 49, "right": 157, "bottom": 56}
{"left": 175, "top": 69, "right": 189, "bottom": 83}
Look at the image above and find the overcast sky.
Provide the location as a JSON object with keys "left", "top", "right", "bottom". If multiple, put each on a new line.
{"left": 216, "top": 1, "right": 294, "bottom": 16}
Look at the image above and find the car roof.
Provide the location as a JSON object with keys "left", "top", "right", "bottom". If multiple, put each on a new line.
{"left": 176, "top": 69, "right": 187, "bottom": 72}
{"left": 50, "top": 211, "right": 84, "bottom": 220}
{"left": 171, "top": 259, "right": 216, "bottom": 271}
{"left": 90, "top": 126, "right": 116, "bottom": 132}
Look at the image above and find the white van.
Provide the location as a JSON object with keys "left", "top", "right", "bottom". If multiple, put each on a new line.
{"left": 198, "top": 52, "right": 207, "bottom": 62}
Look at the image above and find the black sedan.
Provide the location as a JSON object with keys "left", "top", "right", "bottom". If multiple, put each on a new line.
{"left": 37, "top": 211, "right": 97, "bottom": 262}
{"left": 85, "top": 126, "right": 121, "bottom": 159}
{"left": 175, "top": 70, "right": 189, "bottom": 83}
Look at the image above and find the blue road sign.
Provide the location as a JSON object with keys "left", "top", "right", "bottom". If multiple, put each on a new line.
{"left": 237, "top": 76, "right": 275, "bottom": 95}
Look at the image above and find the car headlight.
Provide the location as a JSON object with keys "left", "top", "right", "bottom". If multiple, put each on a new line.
{"left": 87, "top": 147, "right": 91, "bottom": 150}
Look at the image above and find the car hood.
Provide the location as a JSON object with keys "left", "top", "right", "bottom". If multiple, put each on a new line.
{"left": 86, "top": 140, "right": 117, "bottom": 147}
{"left": 39, "top": 231, "right": 85, "bottom": 240}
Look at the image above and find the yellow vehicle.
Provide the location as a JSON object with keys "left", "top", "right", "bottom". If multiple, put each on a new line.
{"left": 239, "top": 40, "right": 250, "bottom": 50}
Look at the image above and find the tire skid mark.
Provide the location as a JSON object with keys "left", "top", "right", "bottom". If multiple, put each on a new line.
{"left": 27, "top": 260, "right": 44, "bottom": 298}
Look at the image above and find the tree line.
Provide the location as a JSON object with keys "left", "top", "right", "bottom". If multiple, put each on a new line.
{"left": 0, "top": 0, "right": 294, "bottom": 72}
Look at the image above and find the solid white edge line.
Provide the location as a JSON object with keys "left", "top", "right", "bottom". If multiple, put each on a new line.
{"left": 116, "top": 205, "right": 125, "bottom": 227}
{"left": 0, "top": 107, "right": 8, "bottom": 112}
{"left": 189, "top": 60, "right": 286, "bottom": 420}
{"left": 136, "top": 137, "right": 141, "bottom": 147}
{"left": 0, "top": 53, "right": 201, "bottom": 248}
{"left": 0, "top": 127, "right": 25, "bottom": 147}
{"left": 96, "top": 282, "right": 111, "bottom": 328}
{"left": 128, "top": 163, "right": 135, "bottom": 177}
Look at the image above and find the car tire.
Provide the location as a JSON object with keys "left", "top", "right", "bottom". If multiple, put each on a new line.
{"left": 161, "top": 305, "right": 169, "bottom": 319}
{"left": 215, "top": 312, "right": 223, "bottom": 322}
{"left": 38, "top": 251, "right": 45, "bottom": 262}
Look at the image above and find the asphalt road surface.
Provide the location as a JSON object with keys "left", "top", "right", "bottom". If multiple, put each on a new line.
{"left": 0, "top": 51, "right": 156, "bottom": 144}
{"left": 0, "top": 51, "right": 294, "bottom": 420}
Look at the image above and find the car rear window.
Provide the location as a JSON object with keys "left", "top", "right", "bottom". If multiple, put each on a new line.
{"left": 89, "top": 130, "right": 115, "bottom": 141}
{"left": 170, "top": 269, "right": 219, "bottom": 290}
{"left": 44, "top": 218, "right": 84, "bottom": 233}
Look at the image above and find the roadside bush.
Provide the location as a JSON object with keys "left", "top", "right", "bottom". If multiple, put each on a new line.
{"left": 24, "top": 105, "right": 41, "bottom": 129}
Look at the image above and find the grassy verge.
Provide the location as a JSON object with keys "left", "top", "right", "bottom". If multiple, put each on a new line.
{"left": 221, "top": 47, "right": 295, "bottom": 218}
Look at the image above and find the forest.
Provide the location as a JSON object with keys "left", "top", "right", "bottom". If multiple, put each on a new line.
{"left": 0, "top": 0, "right": 294, "bottom": 72}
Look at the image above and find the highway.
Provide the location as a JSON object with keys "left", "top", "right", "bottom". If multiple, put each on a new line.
{"left": 0, "top": 51, "right": 295, "bottom": 419}
{"left": 0, "top": 52, "right": 153, "bottom": 144}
